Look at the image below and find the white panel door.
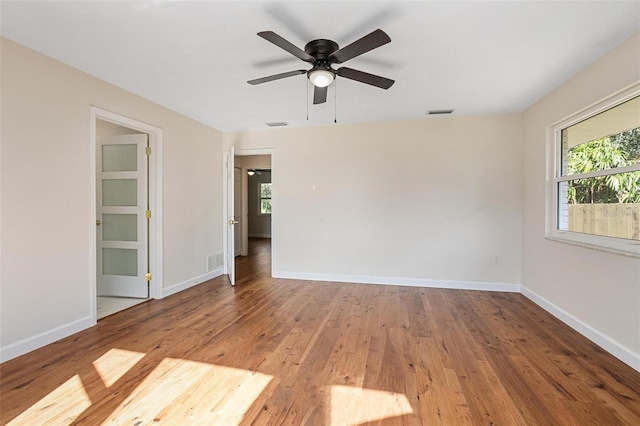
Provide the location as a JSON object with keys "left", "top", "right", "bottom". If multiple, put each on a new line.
{"left": 97, "top": 134, "right": 149, "bottom": 298}
{"left": 226, "top": 147, "right": 236, "bottom": 286}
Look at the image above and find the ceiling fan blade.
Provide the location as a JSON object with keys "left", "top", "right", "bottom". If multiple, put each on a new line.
{"left": 313, "top": 85, "right": 328, "bottom": 104}
{"left": 336, "top": 67, "right": 394, "bottom": 89}
{"left": 329, "top": 29, "right": 391, "bottom": 64}
{"left": 258, "top": 31, "right": 315, "bottom": 63}
{"left": 247, "top": 70, "right": 306, "bottom": 85}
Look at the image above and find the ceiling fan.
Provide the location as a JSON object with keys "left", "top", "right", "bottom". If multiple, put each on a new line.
{"left": 247, "top": 29, "right": 395, "bottom": 105}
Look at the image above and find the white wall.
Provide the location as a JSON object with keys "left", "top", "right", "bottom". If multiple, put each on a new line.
{"left": 522, "top": 32, "right": 640, "bottom": 369}
{"left": 0, "top": 38, "right": 223, "bottom": 361}
{"left": 227, "top": 114, "right": 523, "bottom": 289}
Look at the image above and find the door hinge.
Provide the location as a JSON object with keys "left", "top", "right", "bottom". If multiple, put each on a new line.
{"left": 145, "top": 146, "right": 151, "bottom": 156}
{"left": 145, "top": 272, "right": 152, "bottom": 281}
{"left": 145, "top": 210, "right": 151, "bottom": 219}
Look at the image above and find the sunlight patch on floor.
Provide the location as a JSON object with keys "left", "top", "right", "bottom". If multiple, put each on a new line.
{"left": 328, "top": 385, "right": 413, "bottom": 425}
{"left": 92, "top": 348, "right": 146, "bottom": 387}
{"left": 6, "top": 346, "right": 411, "bottom": 425}
{"left": 103, "top": 357, "right": 273, "bottom": 424}
{"left": 7, "top": 348, "right": 272, "bottom": 426}
{"left": 7, "top": 375, "right": 91, "bottom": 425}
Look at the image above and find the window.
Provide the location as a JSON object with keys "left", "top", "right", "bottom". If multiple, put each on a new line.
{"left": 260, "top": 182, "right": 272, "bottom": 215}
{"left": 547, "top": 83, "right": 640, "bottom": 257}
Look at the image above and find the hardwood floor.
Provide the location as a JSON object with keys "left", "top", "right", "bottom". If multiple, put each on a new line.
{"left": 1, "top": 238, "right": 639, "bottom": 425}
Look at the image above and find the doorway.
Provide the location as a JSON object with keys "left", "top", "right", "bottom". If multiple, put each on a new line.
{"left": 91, "top": 108, "right": 163, "bottom": 321}
{"left": 233, "top": 154, "right": 272, "bottom": 284}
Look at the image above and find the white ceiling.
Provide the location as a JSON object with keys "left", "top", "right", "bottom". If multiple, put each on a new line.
{"left": 1, "top": 1, "right": 639, "bottom": 132}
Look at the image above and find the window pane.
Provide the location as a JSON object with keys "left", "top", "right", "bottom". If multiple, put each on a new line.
{"left": 260, "top": 183, "right": 272, "bottom": 198}
{"left": 558, "top": 172, "right": 640, "bottom": 240}
{"left": 261, "top": 199, "right": 272, "bottom": 215}
{"left": 561, "top": 96, "right": 640, "bottom": 176}
{"left": 103, "top": 179, "right": 137, "bottom": 206}
{"left": 102, "top": 214, "right": 137, "bottom": 241}
{"left": 102, "top": 144, "right": 137, "bottom": 172}
{"left": 102, "top": 248, "right": 138, "bottom": 276}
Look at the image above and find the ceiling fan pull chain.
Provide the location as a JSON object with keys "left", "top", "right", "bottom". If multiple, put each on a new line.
{"left": 306, "top": 79, "right": 309, "bottom": 121}
{"left": 334, "top": 79, "right": 337, "bottom": 124}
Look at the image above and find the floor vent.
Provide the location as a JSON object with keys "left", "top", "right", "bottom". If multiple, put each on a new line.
{"left": 207, "top": 254, "right": 224, "bottom": 271}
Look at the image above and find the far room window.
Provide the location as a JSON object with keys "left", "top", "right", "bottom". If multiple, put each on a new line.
{"left": 547, "top": 83, "right": 640, "bottom": 256}
{"left": 260, "top": 183, "right": 272, "bottom": 215}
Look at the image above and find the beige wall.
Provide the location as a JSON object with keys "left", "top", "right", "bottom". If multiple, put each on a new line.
{"left": 522, "top": 32, "right": 640, "bottom": 367}
{"left": 227, "top": 114, "right": 523, "bottom": 287}
{"left": 0, "top": 38, "right": 223, "bottom": 360}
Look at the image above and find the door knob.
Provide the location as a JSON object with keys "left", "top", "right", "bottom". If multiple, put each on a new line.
{"left": 96, "top": 220, "right": 102, "bottom": 226}
{"left": 228, "top": 219, "right": 239, "bottom": 225}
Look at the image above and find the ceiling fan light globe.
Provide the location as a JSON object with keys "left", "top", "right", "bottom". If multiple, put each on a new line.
{"left": 309, "top": 69, "right": 334, "bottom": 88}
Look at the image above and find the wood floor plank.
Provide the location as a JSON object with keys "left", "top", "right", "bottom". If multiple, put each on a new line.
{"left": 2, "top": 238, "right": 640, "bottom": 425}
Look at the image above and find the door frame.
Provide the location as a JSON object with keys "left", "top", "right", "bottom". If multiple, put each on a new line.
{"left": 89, "top": 107, "right": 164, "bottom": 323}
{"left": 224, "top": 147, "right": 235, "bottom": 285}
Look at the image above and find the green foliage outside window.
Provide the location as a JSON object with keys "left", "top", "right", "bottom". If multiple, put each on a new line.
{"left": 260, "top": 183, "right": 272, "bottom": 214}
{"left": 567, "top": 128, "right": 640, "bottom": 204}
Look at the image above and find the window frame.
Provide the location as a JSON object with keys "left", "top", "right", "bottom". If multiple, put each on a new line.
{"left": 546, "top": 81, "right": 640, "bottom": 258}
{"left": 259, "top": 182, "right": 272, "bottom": 216}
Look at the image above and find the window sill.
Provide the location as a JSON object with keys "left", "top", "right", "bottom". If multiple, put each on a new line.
{"left": 545, "top": 232, "right": 640, "bottom": 259}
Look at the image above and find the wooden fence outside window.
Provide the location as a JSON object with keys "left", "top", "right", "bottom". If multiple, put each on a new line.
{"left": 568, "top": 204, "right": 640, "bottom": 240}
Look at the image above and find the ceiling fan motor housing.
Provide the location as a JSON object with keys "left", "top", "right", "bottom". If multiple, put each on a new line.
{"left": 304, "top": 39, "right": 339, "bottom": 61}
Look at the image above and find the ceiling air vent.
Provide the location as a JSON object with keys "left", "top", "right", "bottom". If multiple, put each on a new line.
{"left": 266, "top": 121, "right": 288, "bottom": 127}
{"left": 427, "top": 109, "right": 454, "bottom": 115}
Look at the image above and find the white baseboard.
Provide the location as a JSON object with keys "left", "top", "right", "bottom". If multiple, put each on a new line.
{"left": 272, "top": 270, "right": 520, "bottom": 293}
{"left": 521, "top": 285, "right": 640, "bottom": 372}
{"left": 0, "top": 269, "right": 224, "bottom": 363}
{"left": 162, "top": 268, "right": 224, "bottom": 298}
{"left": 0, "top": 315, "right": 94, "bottom": 363}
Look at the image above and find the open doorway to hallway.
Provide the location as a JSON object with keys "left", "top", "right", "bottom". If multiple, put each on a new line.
{"left": 234, "top": 154, "right": 272, "bottom": 284}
